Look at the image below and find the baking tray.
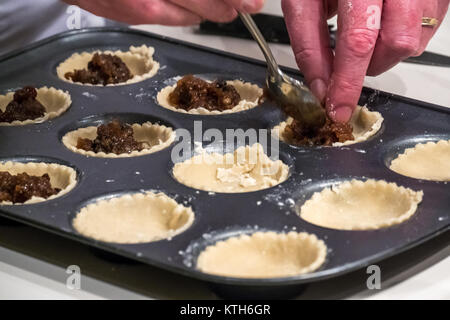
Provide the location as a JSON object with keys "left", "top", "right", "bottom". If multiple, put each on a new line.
{"left": 0, "top": 28, "right": 448, "bottom": 299}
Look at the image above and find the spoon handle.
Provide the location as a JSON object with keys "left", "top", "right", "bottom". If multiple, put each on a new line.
{"left": 238, "top": 12, "right": 280, "bottom": 75}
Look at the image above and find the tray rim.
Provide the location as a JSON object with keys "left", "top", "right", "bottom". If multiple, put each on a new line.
{"left": 0, "top": 207, "right": 447, "bottom": 287}
{"left": 0, "top": 27, "right": 449, "bottom": 287}
{"left": 1, "top": 26, "right": 449, "bottom": 115}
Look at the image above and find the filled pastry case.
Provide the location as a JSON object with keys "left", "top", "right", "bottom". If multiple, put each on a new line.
{"left": 0, "top": 28, "right": 448, "bottom": 299}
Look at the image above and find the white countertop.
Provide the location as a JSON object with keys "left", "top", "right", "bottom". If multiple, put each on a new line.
{"left": 0, "top": 1, "right": 449, "bottom": 300}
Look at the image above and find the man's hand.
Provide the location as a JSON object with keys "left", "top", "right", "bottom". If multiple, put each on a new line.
{"left": 283, "top": 0, "right": 449, "bottom": 123}
{"left": 65, "top": 0, "right": 265, "bottom": 26}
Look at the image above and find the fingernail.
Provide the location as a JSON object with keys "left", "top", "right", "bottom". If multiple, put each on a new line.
{"left": 310, "top": 79, "right": 327, "bottom": 103}
{"left": 334, "top": 106, "right": 353, "bottom": 123}
{"left": 243, "top": 0, "right": 256, "bottom": 12}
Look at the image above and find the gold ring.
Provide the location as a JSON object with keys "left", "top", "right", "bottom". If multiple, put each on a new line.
{"left": 422, "top": 17, "right": 439, "bottom": 27}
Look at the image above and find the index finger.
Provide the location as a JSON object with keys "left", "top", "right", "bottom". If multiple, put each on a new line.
{"left": 282, "top": 0, "right": 334, "bottom": 103}
{"left": 326, "top": 0, "right": 382, "bottom": 122}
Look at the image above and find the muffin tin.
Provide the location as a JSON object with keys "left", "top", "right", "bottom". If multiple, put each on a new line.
{"left": 0, "top": 28, "right": 449, "bottom": 299}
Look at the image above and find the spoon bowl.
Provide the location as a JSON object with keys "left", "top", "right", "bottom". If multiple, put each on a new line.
{"left": 266, "top": 69, "right": 326, "bottom": 128}
{"left": 239, "top": 13, "right": 326, "bottom": 129}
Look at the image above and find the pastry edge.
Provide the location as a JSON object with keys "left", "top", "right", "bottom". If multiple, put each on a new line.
{"left": 56, "top": 45, "right": 160, "bottom": 86}
{"left": 172, "top": 144, "right": 289, "bottom": 193}
{"left": 0, "top": 87, "right": 72, "bottom": 126}
{"left": 389, "top": 140, "right": 450, "bottom": 181}
{"left": 299, "top": 179, "right": 424, "bottom": 230}
{"left": 272, "top": 106, "right": 383, "bottom": 147}
{"left": 196, "top": 231, "right": 327, "bottom": 278}
{"left": 156, "top": 79, "right": 263, "bottom": 115}
{"left": 62, "top": 122, "right": 176, "bottom": 158}
{"left": 0, "top": 161, "right": 77, "bottom": 205}
{"left": 73, "top": 191, "right": 195, "bottom": 244}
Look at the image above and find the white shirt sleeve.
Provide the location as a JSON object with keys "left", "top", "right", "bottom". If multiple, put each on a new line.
{"left": 0, "top": 0, "right": 126, "bottom": 56}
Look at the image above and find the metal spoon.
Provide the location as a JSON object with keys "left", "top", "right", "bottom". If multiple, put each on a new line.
{"left": 239, "top": 12, "right": 326, "bottom": 129}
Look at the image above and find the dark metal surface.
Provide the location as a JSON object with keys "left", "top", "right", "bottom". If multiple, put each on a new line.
{"left": 0, "top": 28, "right": 448, "bottom": 296}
